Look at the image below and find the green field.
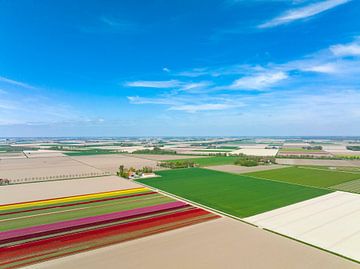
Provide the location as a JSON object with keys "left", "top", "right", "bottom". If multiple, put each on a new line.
{"left": 166, "top": 156, "right": 239, "bottom": 167}
{"left": 331, "top": 179, "right": 360, "bottom": 194}
{"left": 137, "top": 168, "right": 331, "bottom": 218}
{"left": 65, "top": 149, "right": 124, "bottom": 156}
{"left": 244, "top": 167, "right": 360, "bottom": 188}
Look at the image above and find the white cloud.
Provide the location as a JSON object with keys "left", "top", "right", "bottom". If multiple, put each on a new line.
{"left": 300, "top": 63, "right": 339, "bottom": 73}
{"left": 230, "top": 72, "right": 288, "bottom": 90}
{"left": 162, "top": 67, "right": 170, "bottom": 73}
{"left": 0, "top": 76, "right": 35, "bottom": 89}
{"left": 169, "top": 103, "right": 234, "bottom": 113}
{"left": 125, "top": 80, "right": 181, "bottom": 88}
{"left": 330, "top": 43, "right": 360, "bottom": 57}
{"left": 258, "top": 0, "right": 351, "bottom": 28}
{"left": 127, "top": 96, "right": 178, "bottom": 105}
{"left": 180, "top": 82, "right": 212, "bottom": 91}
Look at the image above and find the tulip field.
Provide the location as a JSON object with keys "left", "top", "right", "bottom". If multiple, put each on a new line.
{"left": 0, "top": 187, "right": 219, "bottom": 268}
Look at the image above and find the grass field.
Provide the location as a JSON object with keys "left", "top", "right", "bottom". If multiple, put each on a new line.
{"left": 297, "top": 165, "right": 360, "bottom": 174}
{"left": 330, "top": 179, "right": 360, "bottom": 193}
{"left": 138, "top": 168, "right": 331, "bottom": 218}
{"left": 244, "top": 166, "right": 360, "bottom": 188}
{"left": 166, "top": 156, "right": 239, "bottom": 167}
{"left": 65, "top": 149, "right": 124, "bottom": 156}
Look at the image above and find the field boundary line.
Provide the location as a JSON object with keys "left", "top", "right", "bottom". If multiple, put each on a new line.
{"left": 263, "top": 228, "right": 360, "bottom": 264}
{"left": 67, "top": 156, "right": 110, "bottom": 173}
{"left": 135, "top": 181, "right": 258, "bottom": 227}
{"left": 296, "top": 166, "right": 360, "bottom": 177}
{"left": 136, "top": 179, "right": 359, "bottom": 265}
{"left": 201, "top": 166, "right": 333, "bottom": 191}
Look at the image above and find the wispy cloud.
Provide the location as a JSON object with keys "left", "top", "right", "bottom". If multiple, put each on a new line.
{"left": 127, "top": 96, "right": 179, "bottom": 105}
{"left": 162, "top": 67, "right": 170, "bottom": 73}
{"left": 258, "top": 0, "right": 351, "bottom": 28}
{"left": 0, "top": 76, "right": 35, "bottom": 90}
{"left": 169, "top": 103, "right": 235, "bottom": 113}
{"left": 330, "top": 42, "right": 360, "bottom": 57}
{"left": 229, "top": 71, "right": 288, "bottom": 90}
{"left": 125, "top": 80, "right": 181, "bottom": 88}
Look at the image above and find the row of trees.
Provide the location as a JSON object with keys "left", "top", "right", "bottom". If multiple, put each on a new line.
{"left": 158, "top": 160, "right": 197, "bottom": 169}
{"left": 3, "top": 172, "right": 110, "bottom": 185}
{"left": 234, "top": 154, "right": 275, "bottom": 167}
{"left": 117, "top": 165, "right": 154, "bottom": 179}
{"left": 132, "top": 146, "right": 177, "bottom": 155}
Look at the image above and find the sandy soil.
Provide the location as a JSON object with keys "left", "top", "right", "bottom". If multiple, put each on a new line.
{"left": 0, "top": 175, "right": 141, "bottom": 204}
{"left": 91, "top": 146, "right": 148, "bottom": 153}
{"left": 0, "top": 152, "right": 26, "bottom": 159}
{"left": 276, "top": 158, "right": 360, "bottom": 167}
{"left": 71, "top": 155, "right": 160, "bottom": 173}
{"left": 232, "top": 148, "right": 279, "bottom": 156}
{"left": 0, "top": 156, "right": 103, "bottom": 182}
{"left": 26, "top": 217, "right": 358, "bottom": 269}
{"left": 130, "top": 154, "right": 206, "bottom": 161}
{"left": 283, "top": 143, "right": 311, "bottom": 148}
{"left": 245, "top": 191, "right": 360, "bottom": 262}
{"left": 205, "top": 164, "right": 285, "bottom": 174}
{"left": 24, "top": 150, "right": 66, "bottom": 158}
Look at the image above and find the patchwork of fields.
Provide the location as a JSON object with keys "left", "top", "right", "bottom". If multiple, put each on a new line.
{"left": 138, "top": 168, "right": 331, "bottom": 218}
{"left": 166, "top": 156, "right": 239, "bottom": 167}
{"left": 0, "top": 187, "right": 218, "bottom": 268}
{"left": 244, "top": 166, "right": 360, "bottom": 188}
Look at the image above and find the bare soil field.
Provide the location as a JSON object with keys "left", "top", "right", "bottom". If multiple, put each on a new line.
{"left": 24, "top": 150, "right": 66, "bottom": 158}
{"left": 245, "top": 191, "right": 360, "bottom": 262}
{"left": 0, "top": 152, "right": 25, "bottom": 159}
{"left": 276, "top": 158, "right": 360, "bottom": 167}
{"left": 91, "top": 146, "right": 148, "bottom": 153}
{"left": 0, "top": 175, "right": 140, "bottom": 204}
{"left": 232, "top": 148, "right": 279, "bottom": 156}
{"left": 130, "top": 154, "right": 206, "bottom": 161}
{"left": 0, "top": 156, "right": 103, "bottom": 183}
{"left": 205, "top": 164, "right": 285, "bottom": 174}
{"left": 71, "top": 154, "right": 160, "bottom": 173}
{"left": 277, "top": 151, "right": 332, "bottom": 157}
{"left": 26, "top": 217, "right": 358, "bottom": 269}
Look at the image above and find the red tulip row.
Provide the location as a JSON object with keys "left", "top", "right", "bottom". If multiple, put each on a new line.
{"left": 0, "top": 195, "right": 219, "bottom": 268}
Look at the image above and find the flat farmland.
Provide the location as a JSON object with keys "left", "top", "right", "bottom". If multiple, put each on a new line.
{"left": 205, "top": 164, "right": 285, "bottom": 174}
{"left": 138, "top": 168, "right": 331, "bottom": 218}
{"left": 0, "top": 176, "right": 141, "bottom": 204}
{"left": 0, "top": 187, "right": 218, "bottom": 268}
{"left": 245, "top": 167, "right": 360, "bottom": 188}
{"left": 231, "top": 148, "right": 279, "bottom": 156}
{"left": 0, "top": 156, "right": 104, "bottom": 183}
{"left": 25, "top": 217, "right": 358, "bottom": 269}
{"left": 71, "top": 154, "right": 159, "bottom": 173}
{"left": 276, "top": 158, "right": 360, "bottom": 167}
{"left": 245, "top": 191, "right": 360, "bottom": 262}
{"left": 166, "top": 156, "right": 239, "bottom": 167}
{"left": 331, "top": 179, "right": 360, "bottom": 194}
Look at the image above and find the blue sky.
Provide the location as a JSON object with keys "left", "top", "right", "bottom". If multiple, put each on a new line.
{"left": 1, "top": 0, "right": 360, "bottom": 136}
